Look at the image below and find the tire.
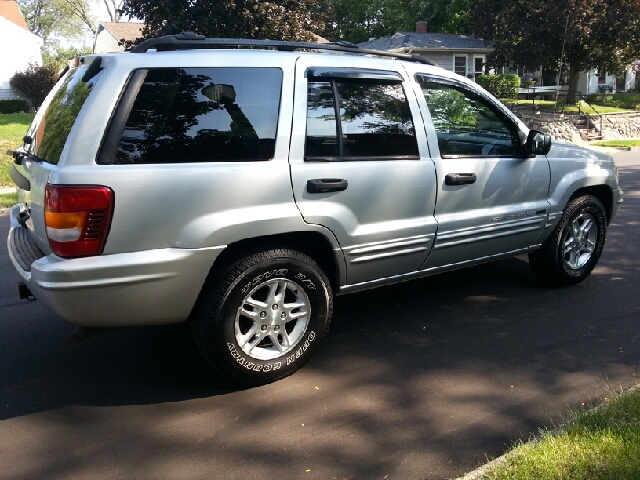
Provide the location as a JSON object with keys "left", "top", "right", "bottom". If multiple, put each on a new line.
{"left": 529, "top": 195, "right": 607, "bottom": 286}
{"left": 191, "top": 249, "right": 333, "bottom": 386}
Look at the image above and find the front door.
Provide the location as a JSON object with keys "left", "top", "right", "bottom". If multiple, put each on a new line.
{"left": 413, "top": 74, "right": 551, "bottom": 270}
{"left": 288, "top": 57, "right": 438, "bottom": 286}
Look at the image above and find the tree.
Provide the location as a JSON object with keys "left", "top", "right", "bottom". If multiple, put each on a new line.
{"left": 323, "top": 0, "right": 478, "bottom": 43}
{"left": 473, "top": 0, "right": 640, "bottom": 102}
{"left": 120, "top": 0, "right": 326, "bottom": 43}
{"left": 18, "top": 0, "right": 97, "bottom": 45}
{"left": 102, "top": 0, "right": 124, "bottom": 22}
{"left": 42, "top": 45, "right": 93, "bottom": 71}
{"left": 10, "top": 64, "right": 59, "bottom": 110}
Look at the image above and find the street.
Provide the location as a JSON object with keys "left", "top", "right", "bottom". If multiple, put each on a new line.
{"left": 1, "top": 151, "right": 639, "bottom": 480}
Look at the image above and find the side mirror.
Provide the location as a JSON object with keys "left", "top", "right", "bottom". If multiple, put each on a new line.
{"left": 524, "top": 130, "right": 551, "bottom": 156}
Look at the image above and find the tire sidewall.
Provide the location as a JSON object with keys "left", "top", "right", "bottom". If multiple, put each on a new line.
{"left": 557, "top": 198, "right": 606, "bottom": 281}
{"left": 213, "top": 254, "right": 331, "bottom": 384}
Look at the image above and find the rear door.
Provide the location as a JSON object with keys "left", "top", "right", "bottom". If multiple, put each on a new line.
{"left": 412, "top": 73, "right": 551, "bottom": 269}
{"left": 288, "top": 57, "right": 438, "bottom": 286}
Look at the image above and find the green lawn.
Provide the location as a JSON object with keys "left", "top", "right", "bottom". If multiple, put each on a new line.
{"left": 502, "top": 99, "right": 632, "bottom": 114}
{"left": 592, "top": 139, "right": 640, "bottom": 148}
{"left": 477, "top": 385, "right": 640, "bottom": 480}
{"left": 586, "top": 93, "right": 640, "bottom": 111}
{"left": 0, "top": 113, "right": 34, "bottom": 187}
{"left": 0, "top": 191, "right": 18, "bottom": 209}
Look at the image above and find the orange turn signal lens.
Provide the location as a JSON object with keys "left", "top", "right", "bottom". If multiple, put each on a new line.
{"left": 44, "top": 212, "right": 85, "bottom": 230}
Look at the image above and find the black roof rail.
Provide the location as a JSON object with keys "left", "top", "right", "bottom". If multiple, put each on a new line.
{"left": 129, "top": 33, "right": 438, "bottom": 66}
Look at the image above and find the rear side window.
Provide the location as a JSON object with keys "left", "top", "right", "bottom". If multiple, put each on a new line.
{"left": 305, "top": 78, "right": 418, "bottom": 160}
{"left": 30, "top": 59, "right": 104, "bottom": 164}
{"left": 112, "top": 67, "right": 282, "bottom": 163}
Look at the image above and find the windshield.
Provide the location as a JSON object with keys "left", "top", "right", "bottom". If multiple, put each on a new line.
{"left": 26, "top": 58, "right": 104, "bottom": 164}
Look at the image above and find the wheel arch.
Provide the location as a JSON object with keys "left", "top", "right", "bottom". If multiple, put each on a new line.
{"left": 569, "top": 185, "right": 614, "bottom": 224}
{"left": 207, "top": 231, "right": 342, "bottom": 293}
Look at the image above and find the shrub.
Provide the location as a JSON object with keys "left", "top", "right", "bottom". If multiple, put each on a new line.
{"left": 476, "top": 74, "right": 521, "bottom": 99}
{"left": 10, "top": 64, "right": 59, "bottom": 110}
{"left": 0, "top": 99, "right": 29, "bottom": 114}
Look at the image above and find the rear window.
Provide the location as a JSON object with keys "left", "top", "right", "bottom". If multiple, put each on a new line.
{"left": 112, "top": 67, "right": 283, "bottom": 164}
{"left": 29, "top": 59, "right": 104, "bottom": 164}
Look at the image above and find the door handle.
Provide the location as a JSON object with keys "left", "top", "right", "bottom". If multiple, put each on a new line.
{"left": 445, "top": 173, "right": 476, "bottom": 186}
{"left": 307, "top": 178, "right": 348, "bottom": 193}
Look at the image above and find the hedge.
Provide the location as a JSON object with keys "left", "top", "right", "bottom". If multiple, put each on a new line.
{"left": 0, "top": 99, "right": 30, "bottom": 114}
{"left": 476, "top": 74, "right": 521, "bottom": 99}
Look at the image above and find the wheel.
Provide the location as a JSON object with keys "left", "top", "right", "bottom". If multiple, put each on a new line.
{"left": 191, "top": 249, "right": 333, "bottom": 386}
{"left": 529, "top": 195, "right": 607, "bottom": 286}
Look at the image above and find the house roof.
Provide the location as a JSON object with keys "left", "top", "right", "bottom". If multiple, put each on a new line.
{"left": 99, "top": 21, "right": 144, "bottom": 43}
{"left": 0, "top": 0, "right": 29, "bottom": 31}
{"left": 359, "top": 32, "right": 493, "bottom": 52}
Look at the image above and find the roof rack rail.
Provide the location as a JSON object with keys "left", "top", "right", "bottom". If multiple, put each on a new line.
{"left": 130, "top": 33, "right": 437, "bottom": 66}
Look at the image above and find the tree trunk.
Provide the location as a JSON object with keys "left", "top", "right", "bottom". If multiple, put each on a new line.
{"left": 565, "top": 65, "right": 581, "bottom": 104}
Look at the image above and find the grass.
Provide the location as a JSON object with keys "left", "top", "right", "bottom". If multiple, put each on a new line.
{"left": 591, "top": 139, "right": 640, "bottom": 148}
{"left": 502, "top": 98, "right": 632, "bottom": 114}
{"left": 585, "top": 93, "right": 640, "bottom": 111}
{"left": 0, "top": 191, "right": 18, "bottom": 209}
{"left": 0, "top": 113, "right": 34, "bottom": 187}
{"left": 477, "top": 385, "right": 640, "bottom": 480}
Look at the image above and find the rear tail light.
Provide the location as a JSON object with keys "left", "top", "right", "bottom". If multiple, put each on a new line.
{"left": 45, "top": 185, "right": 114, "bottom": 257}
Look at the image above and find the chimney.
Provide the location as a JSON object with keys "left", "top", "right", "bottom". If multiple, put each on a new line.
{"left": 416, "top": 21, "right": 427, "bottom": 34}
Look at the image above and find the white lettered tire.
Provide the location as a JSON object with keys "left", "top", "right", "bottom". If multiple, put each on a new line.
{"left": 191, "top": 249, "right": 333, "bottom": 386}
{"left": 529, "top": 195, "right": 607, "bottom": 286}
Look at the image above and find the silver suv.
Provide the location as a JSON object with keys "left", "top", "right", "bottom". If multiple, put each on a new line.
{"left": 7, "top": 34, "right": 622, "bottom": 386}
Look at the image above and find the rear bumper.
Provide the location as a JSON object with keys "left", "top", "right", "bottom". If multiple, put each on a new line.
{"left": 8, "top": 206, "right": 225, "bottom": 327}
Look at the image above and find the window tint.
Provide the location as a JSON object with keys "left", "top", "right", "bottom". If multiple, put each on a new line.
{"left": 306, "top": 79, "right": 418, "bottom": 160}
{"left": 115, "top": 68, "right": 282, "bottom": 163}
{"left": 418, "top": 79, "right": 521, "bottom": 157}
{"left": 30, "top": 61, "right": 104, "bottom": 164}
{"left": 306, "top": 82, "right": 338, "bottom": 157}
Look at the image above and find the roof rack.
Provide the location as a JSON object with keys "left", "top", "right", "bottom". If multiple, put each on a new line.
{"left": 130, "top": 32, "right": 437, "bottom": 66}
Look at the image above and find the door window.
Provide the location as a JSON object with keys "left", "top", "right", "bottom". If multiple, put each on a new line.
{"left": 305, "top": 79, "right": 418, "bottom": 160}
{"left": 417, "top": 78, "right": 522, "bottom": 158}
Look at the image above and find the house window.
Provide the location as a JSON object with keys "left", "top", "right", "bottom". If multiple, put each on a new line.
{"left": 454, "top": 55, "right": 467, "bottom": 77}
{"left": 598, "top": 68, "right": 607, "bottom": 84}
{"left": 474, "top": 56, "right": 485, "bottom": 79}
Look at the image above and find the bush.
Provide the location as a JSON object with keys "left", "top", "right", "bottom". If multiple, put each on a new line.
{"left": 10, "top": 64, "right": 59, "bottom": 110}
{"left": 585, "top": 93, "right": 640, "bottom": 111}
{"left": 0, "top": 99, "right": 29, "bottom": 114}
{"left": 476, "top": 74, "right": 521, "bottom": 99}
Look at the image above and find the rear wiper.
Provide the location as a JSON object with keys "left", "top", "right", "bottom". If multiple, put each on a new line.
{"left": 6, "top": 149, "right": 46, "bottom": 166}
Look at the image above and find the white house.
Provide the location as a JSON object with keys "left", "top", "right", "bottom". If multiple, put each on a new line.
{"left": 358, "top": 22, "right": 494, "bottom": 83}
{"left": 94, "top": 21, "right": 144, "bottom": 53}
{"left": 0, "top": 0, "right": 43, "bottom": 100}
{"left": 361, "top": 22, "right": 638, "bottom": 95}
{"left": 577, "top": 65, "right": 638, "bottom": 95}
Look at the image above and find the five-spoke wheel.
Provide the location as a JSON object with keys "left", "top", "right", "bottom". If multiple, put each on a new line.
{"left": 529, "top": 195, "right": 607, "bottom": 286}
{"left": 191, "top": 249, "right": 333, "bottom": 386}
